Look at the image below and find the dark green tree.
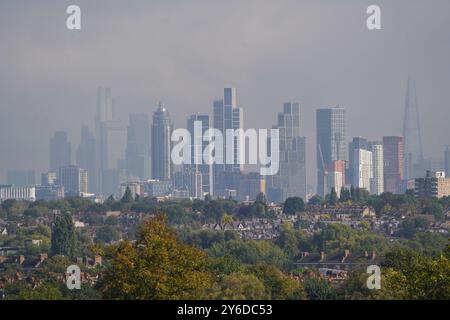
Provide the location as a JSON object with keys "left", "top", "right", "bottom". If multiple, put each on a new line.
{"left": 51, "top": 212, "right": 77, "bottom": 257}
{"left": 329, "top": 188, "right": 338, "bottom": 205}
{"left": 121, "top": 187, "right": 134, "bottom": 203}
{"left": 283, "top": 197, "right": 305, "bottom": 214}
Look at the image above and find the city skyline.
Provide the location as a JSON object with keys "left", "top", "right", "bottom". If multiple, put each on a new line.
{"left": 2, "top": 1, "right": 450, "bottom": 193}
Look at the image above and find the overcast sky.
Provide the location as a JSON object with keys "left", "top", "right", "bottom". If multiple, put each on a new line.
{"left": 1, "top": 0, "right": 450, "bottom": 189}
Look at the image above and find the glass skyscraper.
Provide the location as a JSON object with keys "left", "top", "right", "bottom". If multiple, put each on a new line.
{"left": 213, "top": 88, "right": 243, "bottom": 197}
{"left": 268, "top": 102, "right": 306, "bottom": 202}
{"left": 316, "top": 107, "right": 346, "bottom": 197}
{"left": 126, "top": 113, "right": 151, "bottom": 180}
{"left": 187, "top": 113, "right": 213, "bottom": 196}
{"left": 151, "top": 103, "right": 172, "bottom": 181}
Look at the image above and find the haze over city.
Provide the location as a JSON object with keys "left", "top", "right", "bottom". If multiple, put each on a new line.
{"left": 1, "top": 0, "right": 450, "bottom": 189}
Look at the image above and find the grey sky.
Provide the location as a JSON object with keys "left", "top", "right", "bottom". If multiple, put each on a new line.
{"left": 1, "top": 0, "right": 450, "bottom": 188}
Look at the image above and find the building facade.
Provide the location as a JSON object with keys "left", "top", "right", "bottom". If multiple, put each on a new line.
{"left": 213, "top": 88, "right": 243, "bottom": 197}
{"left": 268, "top": 102, "right": 306, "bottom": 202}
{"left": 59, "top": 166, "right": 88, "bottom": 197}
{"left": 383, "top": 136, "right": 404, "bottom": 194}
{"left": 316, "top": 107, "right": 346, "bottom": 197}
{"left": 49, "top": 131, "right": 71, "bottom": 175}
{"left": 152, "top": 103, "right": 173, "bottom": 181}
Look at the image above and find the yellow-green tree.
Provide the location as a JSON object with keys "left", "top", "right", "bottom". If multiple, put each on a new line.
{"left": 101, "top": 214, "right": 214, "bottom": 300}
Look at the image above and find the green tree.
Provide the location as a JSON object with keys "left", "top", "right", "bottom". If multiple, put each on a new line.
{"left": 216, "top": 273, "right": 269, "bottom": 300}
{"left": 283, "top": 197, "right": 305, "bottom": 215}
{"left": 121, "top": 187, "right": 134, "bottom": 203}
{"left": 329, "top": 188, "right": 338, "bottom": 205}
{"left": 51, "top": 212, "right": 77, "bottom": 257}
{"left": 304, "top": 277, "right": 337, "bottom": 300}
{"left": 101, "top": 214, "right": 214, "bottom": 299}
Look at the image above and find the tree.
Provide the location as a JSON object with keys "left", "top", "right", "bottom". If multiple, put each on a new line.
{"left": 339, "top": 187, "right": 351, "bottom": 202}
{"left": 308, "top": 195, "right": 322, "bottom": 205}
{"left": 423, "top": 202, "right": 445, "bottom": 221}
{"left": 101, "top": 214, "right": 214, "bottom": 299}
{"left": 304, "top": 277, "right": 337, "bottom": 300}
{"left": 276, "top": 223, "right": 299, "bottom": 258}
{"left": 51, "top": 212, "right": 77, "bottom": 257}
{"left": 255, "top": 192, "right": 267, "bottom": 204}
{"left": 350, "top": 185, "right": 356, "bottom": 201}
{"left": 329, "top": 188, "right": 338, "bottom": 205}
{"left": 216, "top": 273, "right": 269, "bottom": 300}
{"left": 283, "top": 197, "right": 305, "bottom": 215}
{"left": 10, "top": 283, "right": 64, "bottom": 300}
{"left": 381, "top": 248, "right": 450, "bottom": 299}
{"left": 250, "top": 264, "right": 306, "bottom": 300}
{"left": 121, "top": 187, "right": 134, "bottom": 203}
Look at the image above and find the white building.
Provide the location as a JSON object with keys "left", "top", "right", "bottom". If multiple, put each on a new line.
{"left": 0, "top": 185, "right": 36, "bottom": 202}
{"left": 370, "top": 142, "right": 384, "bottom": 195}
{"left": 327, "top": 171, "right": 344, "bottom": 198}
{"left": 352, "top": 149, "right": 373, "bottom": 191}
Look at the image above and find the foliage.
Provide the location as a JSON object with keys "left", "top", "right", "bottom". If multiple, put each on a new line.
{"left": 101, "top": 214, "right": 214, "bottom": 299}
{"left": 283, "top": 197, "right": 305, "bottom": 214}
{"left": 51, "top": 211, "right": 77, "bottom": 257}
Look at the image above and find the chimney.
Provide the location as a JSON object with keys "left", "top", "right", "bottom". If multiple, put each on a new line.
{"left": 94, "top": 255, "right": 102, "bottom": 266}
{"left": 19, "top": 255, "right": 25, "bottom": 265}
{"left": 344, "top": 249, "right": 350, "bottom": 258}
{"left": 320, "top": 251, "right": 325, "bottom": 261}
{"left": 39, "top": 253, "right": 48, "bottom": 263}
{"left": 371, "top": 251, "right": 376, "bottom": 260}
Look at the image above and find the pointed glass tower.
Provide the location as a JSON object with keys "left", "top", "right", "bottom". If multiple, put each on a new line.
{"left": 403, "top": 77, "right": 424, "bottom": 179}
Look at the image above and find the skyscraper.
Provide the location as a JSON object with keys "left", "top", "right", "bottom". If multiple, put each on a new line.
{"left": 369, "top": 141, "right": 384, "bottom": 195}
{"left": 95, "top": 87, "right": 126, "bottom": 195}
{"left": 352, "top": 148, "right": 373, "bottom": 191}
{"left": 316, "top": 107, "right": 346, "bottom": 196}
{"left": 187, "top": 113, "right": 213, "bottom": 196}
{"left": 383, "top": 136, "right": 404, "bottom": 193}
{"left": 213, "top": 88, "right": 243, "bottom": 196}
{"left": 126, "top": 113, "right": 151, "bottom": 180}
{"left": 49, "top": 131, "right": 71, "bottom": 175}
{"left": 59, "top": 165, "right": 88, "bottom": 197}
{"left": 403, "top": 77, "right": 424, "bottom": 179}
{"left": 268, "top": 102, "right": 306, "bottom": 202}
{"left": 348, "top": 137, "right": 368, "bottom": 186}
{"left": 151, "top": 103, "right": 172, "bottom": 181}
{"left": 445, "top": 146, "right": 450, "bottom": 177}
{"left": 76, "top": 126, "right": 97, "bottom": 193}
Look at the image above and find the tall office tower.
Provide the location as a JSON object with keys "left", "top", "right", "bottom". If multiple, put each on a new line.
{"left": 49, "top": 131, "right": 71, "bottom": 175}
{"left": 76, "top": 126, "right": 97, "bottom": 193}
{"left": 327, "top": 160, "right": 346, "bottom": 198}
{"left": 445, "top": 146, "right": 450, "bottom": 176}
{"left": 403, "top": 77, "right": 424, "bottom": 179}
{"left": 383, "top": 136, "right": 404, "bottom": 193}
{"left": 348, "top": 137, "right": 368, "bottom": 186}
{"left": 267, "top": 102, "right": 306, "bottom": 202}
{"left": 316, "top": 107, "right": 346, "bottom": 196}
{"left": 126, "top": 113, "right": 151, "bottom": 180}
{"left": 369, "top": 141, "right": 384, "bottom": 195}
{"left": 59, "top": 165, "right": 88, "bottom": 197}
{"left": 152, "top": 103, "right": 173, "bottom": 181}
{"left": 7, "top": 170, "right": 35, "bottom": 186}
{"left": 352, "top": 148, "right": 373, "bottom": 191}
{"left": 187, "top": 114, "right": 213, "bottom": 196}
{"left": 95, "top": 87, "right": 126, "bottom": 195}
{"left": 213, "top": 88, "right": 243, "bottom": 196}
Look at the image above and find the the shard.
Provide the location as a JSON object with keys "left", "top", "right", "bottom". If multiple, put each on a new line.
{"left": 403, "top": 77, "right": 424, "bottom": 179}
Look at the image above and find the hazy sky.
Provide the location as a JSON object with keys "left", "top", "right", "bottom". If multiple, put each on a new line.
{"left": 1, "top": 0, "right": 450, "bottom": 188}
